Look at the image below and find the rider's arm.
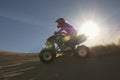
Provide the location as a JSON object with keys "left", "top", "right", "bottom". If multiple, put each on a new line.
{"left": 57, "top": 26, "right": 67, "bottom": 34}
{"left": 58, "top": 28, "right": 63, "bottom": 33}
{"left": 57, "top": 29, "right": 67, "bottom": 35}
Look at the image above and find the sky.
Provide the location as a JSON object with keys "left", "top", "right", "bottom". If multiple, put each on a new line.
{"left": 0, "top": 0, "right": 120, "bottom": 53}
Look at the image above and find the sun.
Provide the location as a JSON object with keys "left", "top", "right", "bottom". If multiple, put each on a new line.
{"left": 79, "top": 21, "right": 100, "bottom": 38}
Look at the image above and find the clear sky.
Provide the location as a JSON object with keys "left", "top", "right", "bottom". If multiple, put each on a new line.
{"left": 0, "top": 0, "right": 120, "bottom": 52}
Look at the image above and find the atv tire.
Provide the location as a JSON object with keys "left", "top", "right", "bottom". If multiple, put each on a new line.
{"left": 76, "top": 45, "right": 90, "bottom": 58}
{"left": 39, "top": 49, "right": 56, "bottom": 64}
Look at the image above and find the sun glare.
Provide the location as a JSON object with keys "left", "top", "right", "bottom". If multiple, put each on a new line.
{"left": 79, "top": 21, "right": 100, "bottom": 38}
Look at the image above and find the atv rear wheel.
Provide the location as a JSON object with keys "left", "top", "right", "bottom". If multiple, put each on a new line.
{"left": 39, "top": 49, "right": 56, "bottom": 64}
{"left": 76, "top": 45, "right": 90, "bottom": 57}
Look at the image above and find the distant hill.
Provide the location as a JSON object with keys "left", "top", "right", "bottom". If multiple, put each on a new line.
{"left": 0, "top": 51, "right": 39, "bottom": 66}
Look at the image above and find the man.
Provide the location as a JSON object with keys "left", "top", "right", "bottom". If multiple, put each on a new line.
{"left": 56, "top": 18, "right": 77, "bottom": 53}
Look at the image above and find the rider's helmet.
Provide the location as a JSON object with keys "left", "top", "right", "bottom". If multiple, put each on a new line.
{"left": 56, "top": 18, "right": 65, "bottom": 23}
{"left": 56, "top": 18, "right": 65, "bottom": 28}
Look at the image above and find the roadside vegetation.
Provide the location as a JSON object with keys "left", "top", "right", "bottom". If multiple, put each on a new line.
{"left": 90, "top": 39, "right": 120, "bottom": 57}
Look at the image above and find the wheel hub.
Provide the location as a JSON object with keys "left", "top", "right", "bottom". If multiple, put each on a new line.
{"left": 43, "top": 52, "right": 52, "bottom": 60}
{"left": 79, "top": 49, "right": 87, "bottom": 57}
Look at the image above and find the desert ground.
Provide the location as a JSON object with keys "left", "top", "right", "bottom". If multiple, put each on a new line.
{"left": 0, "top": 50, "right": 120, "bottom": 80}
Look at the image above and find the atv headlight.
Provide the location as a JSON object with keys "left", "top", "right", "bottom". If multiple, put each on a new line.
{"left": 45, "top": 41, "right": 53, "bottom": 49}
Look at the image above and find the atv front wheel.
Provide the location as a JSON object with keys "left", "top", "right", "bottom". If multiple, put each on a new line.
{"left": 39, "top": 49, "right": 56, "bottom": 64}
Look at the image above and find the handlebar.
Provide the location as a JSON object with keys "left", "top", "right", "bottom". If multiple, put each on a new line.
{"left": 54, "top": 31, "right": 67, "bottom": 36}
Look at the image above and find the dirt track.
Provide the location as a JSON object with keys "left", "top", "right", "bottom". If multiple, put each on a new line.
{"left": 0, "top": 54, "right": 120, "bottom": 80}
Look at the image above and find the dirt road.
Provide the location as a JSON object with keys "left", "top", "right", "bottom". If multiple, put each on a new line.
{"left": 0, "top": 55, "right": 120, "bottom": 80}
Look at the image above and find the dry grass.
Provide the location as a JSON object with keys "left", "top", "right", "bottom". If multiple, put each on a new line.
{"left": 0, "top": 51, "right": 39, "bottom": 66}
{"left": 1, "top": 41, "right": 120, "bottom": 64}
{"left": 90, "top": 43, "right": 120, "bottom": 57}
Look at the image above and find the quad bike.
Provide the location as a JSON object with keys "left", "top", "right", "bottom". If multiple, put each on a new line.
{"left": 39, "top": 32, "right": 90, "bottom": 64}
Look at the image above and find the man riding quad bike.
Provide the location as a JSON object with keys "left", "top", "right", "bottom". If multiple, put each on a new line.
{"left": 39, "top": 18, "right": 90, "bottom": 64}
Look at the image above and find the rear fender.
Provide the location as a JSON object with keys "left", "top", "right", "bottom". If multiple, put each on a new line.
{"left": 76, "top": 34, "right": 87, "bottom": 44}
